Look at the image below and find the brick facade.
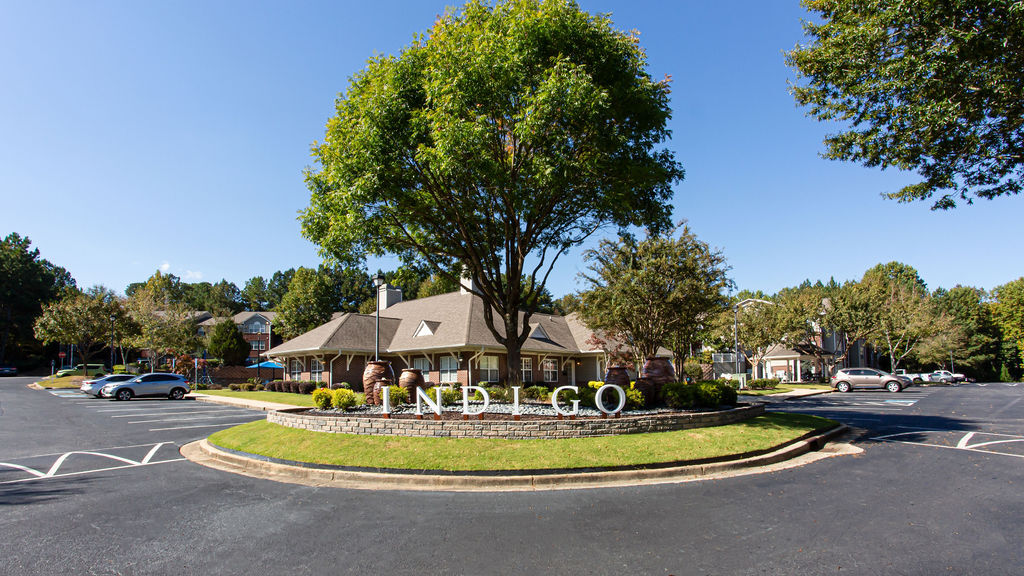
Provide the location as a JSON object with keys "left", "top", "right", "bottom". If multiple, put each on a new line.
{"left": 268, "top": 404, "right": 765, "bottom": 440}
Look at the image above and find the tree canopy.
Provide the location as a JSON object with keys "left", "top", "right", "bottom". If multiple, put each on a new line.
{"left": 33, "top": 286, "right": 123, "bottom": 371}
{"left": 579, "top": 224, "right": 731, "bottom": 369}
{"left": 787, "top": 0, "right": 1024, "bottom": 208}
{"left": 0, "top": 233, "right": 74, "bottom": 365}
{"left": 302, "top": 0, "right": 682, "bottom": 384}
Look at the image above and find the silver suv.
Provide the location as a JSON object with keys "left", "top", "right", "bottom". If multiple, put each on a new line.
{"left": 831, "top": 368, "right": 905, "bottom": 393}
{"left": 101, "top": 373, "right": 190, "bottom": 401}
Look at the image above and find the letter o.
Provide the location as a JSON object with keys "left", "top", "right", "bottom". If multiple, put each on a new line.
{"left": 595, "top": 384, "right": 626, "bottom": 415}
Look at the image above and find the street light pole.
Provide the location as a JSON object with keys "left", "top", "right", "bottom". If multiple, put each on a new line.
{"left": 109, "top": 315, "right": 116, "bottom": 371}
{"left": 733, "top": 304, "right": 742, "bottom": 390}
{"left": 373, "top": 273, "right": 385, "bottom": 361}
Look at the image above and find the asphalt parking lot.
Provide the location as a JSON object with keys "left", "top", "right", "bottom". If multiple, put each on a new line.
{"left": 3, "top": 376, "right": 1023, "bottom": 575}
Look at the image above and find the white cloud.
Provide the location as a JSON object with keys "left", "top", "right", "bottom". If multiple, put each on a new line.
{"left": 182, "top": 270, "right": 204, "bottom": 281}
{"left": 159, "top": 261, "right": 171, "bottom": 273}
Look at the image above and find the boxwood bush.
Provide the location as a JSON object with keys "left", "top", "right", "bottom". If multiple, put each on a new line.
{"left": 331, "top": 388, "right": 358, "bottom": 410}
{"left": 747, "top": 378, "right": 780, "bottom": 390}
{"left": 312, "top": 387, "right": 332, "bottom": 409}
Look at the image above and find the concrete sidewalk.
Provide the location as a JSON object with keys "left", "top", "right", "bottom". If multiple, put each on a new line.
{"left": 738, "top": 387, "right": 832, "bottom": 403}
{"left": 186, "top": 392, "right": 300, "bottom": 412}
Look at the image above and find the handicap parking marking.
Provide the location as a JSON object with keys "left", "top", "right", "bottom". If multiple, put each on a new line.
{"left": 870, "top": 429, "right": 1024, "bottom": 459}
{"left": 0, "top": 442, "right": 185, "bottom": 484}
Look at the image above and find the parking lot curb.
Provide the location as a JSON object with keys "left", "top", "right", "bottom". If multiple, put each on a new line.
{"left": 180, "top": 424, "right": 856, "bottom": 492}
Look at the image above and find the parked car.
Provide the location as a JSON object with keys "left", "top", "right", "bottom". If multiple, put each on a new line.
{"left": 831, "top": 368, "right": 905, "bottom": 393}
{"left": 894, "top": 369, "right": 967, "bottom": 384}
{"left": 0, "top": 365, "right": 17, "bottom": 376}
{"left": 55, "top": 364, "right": 107, "bottom": 378}
{"left": 101, "top": 373, "right": 190, "bottom": 401}
{"left": 80, "top": 374, "right": 135, "bottom": 397}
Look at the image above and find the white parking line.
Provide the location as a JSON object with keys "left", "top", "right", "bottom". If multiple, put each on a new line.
{"left": 148, "top": 421, "right": 256, "bottom": 432}
{"left": 126, "top": 414, "right": 264, "bottom": 424}
{"left": 0, "top": 442, "right": 184, "bottom": 485}
{"left": 871, "top": 430, "right": 1024, "bottom": 459}
{"left": 109, "top": 409, "right": 250, "bottom": 418}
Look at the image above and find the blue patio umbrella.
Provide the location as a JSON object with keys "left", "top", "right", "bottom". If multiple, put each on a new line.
{"left": 247, "top": 360, "right": 284, "bottom": 369}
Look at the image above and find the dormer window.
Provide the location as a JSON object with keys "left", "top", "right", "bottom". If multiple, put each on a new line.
{"left": 529, "top": 323, "right": 549, "bottom": 340}
{"left": 414, "top": 320, "right": 440, "bottom": 337}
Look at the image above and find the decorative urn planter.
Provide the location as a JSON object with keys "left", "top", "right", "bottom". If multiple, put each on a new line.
{"left": 398, "top": 368, "right": 425, "bottom": 401}
{"left": 632, "top": 377, "right": 660, "bottom": 408}
{"left": 640, "top": 356, "right": 676, "bottom": 385}
{"left": 362, "top": 361, "right": 394, "bottom": 405}
{"left": 604, "top": 365, "right": 631, "bottom": 389}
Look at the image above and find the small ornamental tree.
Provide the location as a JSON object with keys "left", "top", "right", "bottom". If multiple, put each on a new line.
{"left": 302, "top": 0, "right": 683, "bottom": 386}
{"left": 207, "top": 319, "right": 250, "bottom": 366}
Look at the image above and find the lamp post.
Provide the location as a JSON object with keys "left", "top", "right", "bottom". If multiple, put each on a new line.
{"left": 373, "top": 273, "right": 385, "bottom": 361}
{"left": 109, "top": 314, "right": 116, "bottom": 371}
{"left": 733, "top": 304, "right": 742, "bottom": 390}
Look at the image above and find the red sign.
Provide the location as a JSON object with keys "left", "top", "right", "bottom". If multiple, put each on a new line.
{"left": 58, "top": 352, "right": 66, "bottom": 358}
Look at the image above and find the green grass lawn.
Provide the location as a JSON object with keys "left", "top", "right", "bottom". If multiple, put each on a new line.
{"left": 208, "top": 412, "right": 837, "bottom": 472}
{"left": 197, "top": 389, "right": 318, "bottom": 407}
{"left": 36, "top": 375, "right": 88, "bottom": 388}
{"left": 740, "top": 383, "right": 833, "bottom": 396}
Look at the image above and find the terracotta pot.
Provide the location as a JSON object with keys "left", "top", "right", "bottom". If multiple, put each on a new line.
{"left": 362, "top": 361, "right": 394, "bottom": 405}
{"left": 604, "top": 365, "right": 631, "bottom": 389}
{"left": 398, "top": 368, "right": 425, "bottom": 402}
{"left": 641, "top": 356, "right": 676, "bottom": 385}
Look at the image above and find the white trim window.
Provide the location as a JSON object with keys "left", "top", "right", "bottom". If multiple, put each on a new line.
{"left": 440, "top": 355, "right": 458, "bottom": 383}
{"left": 310, "top": 359, "right": 323, "bottom": 382}
{"left": 412, "top": 357, "right": 431, "bottom": 379}
{"left": 289, "top": 359, "right": 302, "bottom": 381}
{"left": 521, "top": 357, "right": 533, "bottom": 383}
{"left": 250, "top": 340, "right": 266, "bottom": 351}
{"left": 543, "top": 359, "right": 559, "bottom": 383}
{"left": 479, "top": 355, "right": 499, "bottom": 383}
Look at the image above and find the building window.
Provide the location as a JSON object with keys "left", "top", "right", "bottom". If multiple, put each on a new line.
{"left": 250, "top": 340, "right": 265, "bottom": 351}
{"left": 543, "top": 359, "right": 559, "bottom": 383}
{"left": 480, "top": 355, "right": 499, "bottom": 383}
{"left": 310, "top": 359, "right": 323, "bottom": 382}
{"left": 521, "top": 357, "right": 533, "bottom": 383}
{"left": 413, "top": 357, "right": 431, "bottom": 380}
{"left": 289, "top": 360, "right": 302, "bottom": 381}
{"left": 440, "top": 355, "right": 458, "bottom": 383}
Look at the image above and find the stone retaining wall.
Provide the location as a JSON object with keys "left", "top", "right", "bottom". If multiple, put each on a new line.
{"left": 267, "top": 404, "right": 765, "bottom": 440}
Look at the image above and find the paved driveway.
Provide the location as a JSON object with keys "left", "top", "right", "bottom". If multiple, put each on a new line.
{"left": 2, "top": 376, "right": 1022, "bottom": 575}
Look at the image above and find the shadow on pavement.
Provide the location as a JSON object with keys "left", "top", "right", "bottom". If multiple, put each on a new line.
{"left": 0, "top": 475, "right": 92, "bottom": 507}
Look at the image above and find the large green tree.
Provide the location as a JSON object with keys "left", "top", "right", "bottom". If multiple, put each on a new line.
{"left": 33, "top": 286, "right": 124, "bottom": 374}
{"left": 861, "top": 262, "right": 952, "bottom": 371}
{"left": 787, "top": 0, "right": 1024, "bottom": 208}
{"left": 302, "top": 0, "right": 683, "bottom": 385}
{"left": 274, "top": 267, "right": 338, "bottom": 339}
{"left": 0, "top": 233, "right": 74, "bottom": 365}
{"left": 207, "top": 319, "right": 251, "bottom": 366}
{"left": 578, "top": 225, "right": 731, "bottom": 367}
{"left": 926, "top": 286, "right": 999, "bottom": 378}
{"left": 127, "top": 280, "right": 199, "bottom": 368}
{"left": 992, "top": 277, "right": 1024, "bottom": 368}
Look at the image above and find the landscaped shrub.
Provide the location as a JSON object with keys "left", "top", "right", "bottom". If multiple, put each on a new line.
{"left": 241, "top": 382, "right": 256, "bottom": 391}
{"left": 335, "top": 381, "right": 351, "bottom": 390}
{"left": 255, "top": 384, "right": 265, "bottom": 391}
{"left": 423, "top": 386, "right": 461, "bottom": 405}
{"left": 299, "top": 382, "right": 317, "bottom": 394}
{"left": 247, "top": 377, "right": 263, "bottom": 386}
{"left": 683, "top": 360, "right": 703, "bottom": 381}
{"left": 312, "top": 388, "right": 333, "bottom": 409}
{"left": 228, "top": 383, "right": 241, "bottom": 391}
{"left": 662, "top": 381, "right": 693, "bottom": 409}
{"left": 717, "top": 382, "right": 738, "bottom": 406}
{"left": 747, "top": 378, "right": 780, "bottom": 390}
{"left": 192, "top": 382, "right": 208, "bottom": 391}
{"left": 524, "top": 385, "right": 549, "bottom": 401}
{"left": 388, "top": 385, "right": 409, "bottom": 405}
{"left": 331, "top": 388, "right": 358, "bottom": 410}
{"left": 485, "top": 385, "right": 508, "bottom": 402}
{"left": 624, "top": 387, "right": 644, "bottom": 410}
{"left": 694, "top": 381, "right": 723, "bottom": 407}
{"left": 289, "top": 381, "right": 302, "bottom": 394}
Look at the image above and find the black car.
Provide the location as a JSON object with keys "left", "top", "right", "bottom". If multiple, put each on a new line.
{"left": 0, "top": 365, "right": 17, "bottom": 376}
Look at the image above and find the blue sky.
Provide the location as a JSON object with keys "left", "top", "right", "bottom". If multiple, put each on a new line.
{"left": 2, "top": 0, "right": 1021, "bottom": 299}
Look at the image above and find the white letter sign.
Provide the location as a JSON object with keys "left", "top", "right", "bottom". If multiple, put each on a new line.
{"left": 551, "top": 385, "right": 580, "bottom": 417}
